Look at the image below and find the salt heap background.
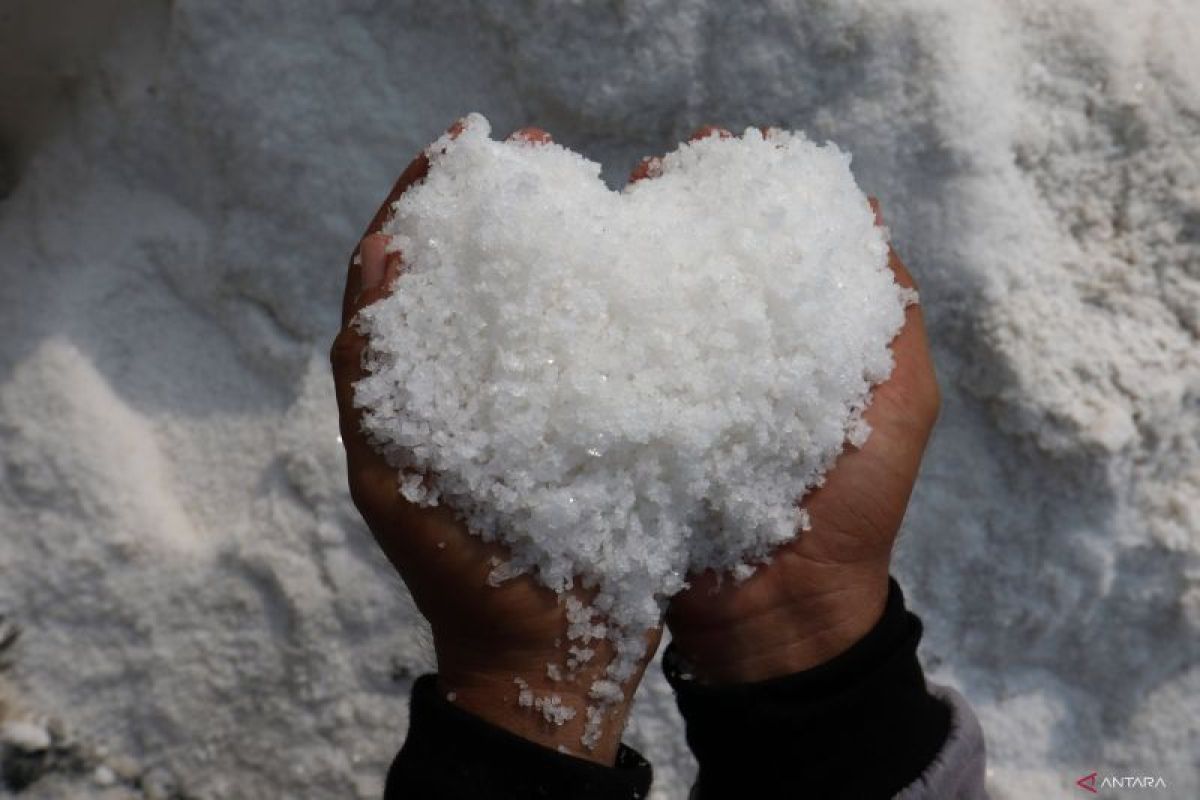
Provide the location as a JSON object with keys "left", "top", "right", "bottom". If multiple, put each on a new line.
{"left": 1, "top": 1, "right": 1197, "bottom": 797}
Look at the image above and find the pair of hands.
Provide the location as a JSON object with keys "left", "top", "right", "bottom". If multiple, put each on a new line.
{"left": 329, "top": 123, "right": 940, "bottom": 765}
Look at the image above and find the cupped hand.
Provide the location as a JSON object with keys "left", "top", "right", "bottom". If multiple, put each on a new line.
{"left": 649, "top": 127, "right": 941, "bottom": 684}
{"left": 330, "top": 122, "right": 660, "bottom": 762}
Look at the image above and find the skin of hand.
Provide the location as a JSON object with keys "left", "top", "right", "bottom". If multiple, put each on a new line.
{"left": 650, "top": 126, "right": 942, "bottom": 684}
{"left": 330, "top": 122, "right": 661, "bottom": 765}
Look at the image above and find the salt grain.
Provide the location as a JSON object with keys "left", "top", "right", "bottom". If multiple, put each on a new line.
{"left": 513, "top": 677, "right": 534, "bottom": 708}
{"left": 534, "top": 693, "right": 578, "bottom": 726}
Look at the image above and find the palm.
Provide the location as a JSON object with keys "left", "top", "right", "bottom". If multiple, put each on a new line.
{"left": 665, "top": 230, "right": 941, "bottom": 678}
{"left": 330, "top": 124, "right": 661, "bottom": 762}
{"left": 330, "top": 144, "right": 569, "bottom": 654}
{"left": 629, "top": 129, "right": 939, "bottom": 649}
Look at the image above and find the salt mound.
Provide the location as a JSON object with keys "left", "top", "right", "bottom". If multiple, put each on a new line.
{"left": 355, "top": 113, "right": 909, "bottom": 638}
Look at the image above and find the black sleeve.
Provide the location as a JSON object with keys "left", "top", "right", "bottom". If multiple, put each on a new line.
{"left": 384, "top": 674, "right": 652, "bottom": 800}
{"left": 664, "top": 577, "right": 952, "bottom": 799}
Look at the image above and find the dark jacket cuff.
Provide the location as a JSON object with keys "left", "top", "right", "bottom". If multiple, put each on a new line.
{"left": 385, "top": 674, "right": 652, "bottom": 800}
{"left": 663, "top": 577, "right": 951, "bottom": 799}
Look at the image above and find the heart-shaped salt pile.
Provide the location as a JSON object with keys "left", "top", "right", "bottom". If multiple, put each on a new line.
{"left": 355, "top": 112, "right": 908, "bottom": 684}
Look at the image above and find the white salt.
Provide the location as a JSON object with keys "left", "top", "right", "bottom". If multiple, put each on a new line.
{"left": 533, "top": 694, "right": 578, "bottom": 726}
{"left": 355, "top": 113, "right": 908, "bottom": 743}
{"left": 513, "top": 677, "right": 534, "bottom": 709}
{"left": 730, "top": 563, "right": 757, "bottom": 583}
{"left": 567, "top": 646, "right": 595, "bottom": 668}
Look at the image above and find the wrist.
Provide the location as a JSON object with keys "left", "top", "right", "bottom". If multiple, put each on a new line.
{"left": 434, "top": 638, "right": 636, "bottom": 764}
{"left": 668, "top": 569, "right": 889, "bottom": 684}
{"left": 662, "top": 579, "right": 953, "bottom": 798}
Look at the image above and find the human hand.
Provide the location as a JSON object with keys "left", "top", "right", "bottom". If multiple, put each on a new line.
{"left": 647, "top": 128, "right": 940, "bottom": 683}
{"left": 330, "top": 122, "right": 660, "bottom": 763}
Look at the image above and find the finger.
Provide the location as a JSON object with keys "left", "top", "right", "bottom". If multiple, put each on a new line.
{"left": 330, "top": 308, "right": 402, "bottom": 475}
{"left": 507, "top": 126, "right": 553, "bottom": 144}
{"left": 348, "top": 252, "right": 406, "bottom": 348}
{"left": 330, "top": 325, "right": 374, "bottom": 465}
{"left": 628, "top": 155, "right": 663, "bottom": 184}
{"left": 688, "top": 125, "right": 733, "bottom": 142}
{"left": 363, "top": 115, "right": 470, "bottom": 242}
{"left": 866, "top": 303, "right": 939, "bottom": 455}
{"left": 343, "top": 233, "right": 390, "bottom": 326}
{"left": 868, "top": 213, "right": 939, "bottom": 429}
{"left": 631, "top": 124, "right": 735, "bottom": 185}
{"left": 329, "top": 331, "right": 407, "bottom": 525}
{"left": 333, "top": 234, "right": 401, "bottom": 463}
{"left": 343, "top": 118, "right": 468, "bottom": 325}
{"left": 630, "top": 125, "right": 735, "bottom": 186}
{"left": 343, "top": 250, "right": 364, "bottom": 327}
{"left": 359, "top": 233, "right": 390, "bottom": 295}
{"left": 886, "top": 248, "right": 926, "bottom": 354}
{"left": 868, "top": 196, "right": 916, "bottom": 291}
{"left": 868, "top": 195, "right": 883, "bottom": 227}
{"left": 343, "top": 154, "right": 427, "bottom": 326}
{"left": 374, "top": 116, "right": 466, "bottom": 233}
{"left": 350, "top": 237, "right": 403, "bottom": 320}
{"left": 362, "top": 150, "right": 431, "bottom": 240}
{"left": 889, "top": 248, "right": 918, "bottom": 292}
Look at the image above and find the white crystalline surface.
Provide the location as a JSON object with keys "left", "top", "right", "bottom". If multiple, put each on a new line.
{"left": 354, "top": 114, "right": 908, "bottom": 636}
{"left": 5, "top": 3, "right": 1198, "bottom": 797}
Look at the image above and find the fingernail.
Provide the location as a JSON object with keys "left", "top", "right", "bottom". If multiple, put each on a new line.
{"left": 360, "top": 234, "right": 389, "bottom": 289}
